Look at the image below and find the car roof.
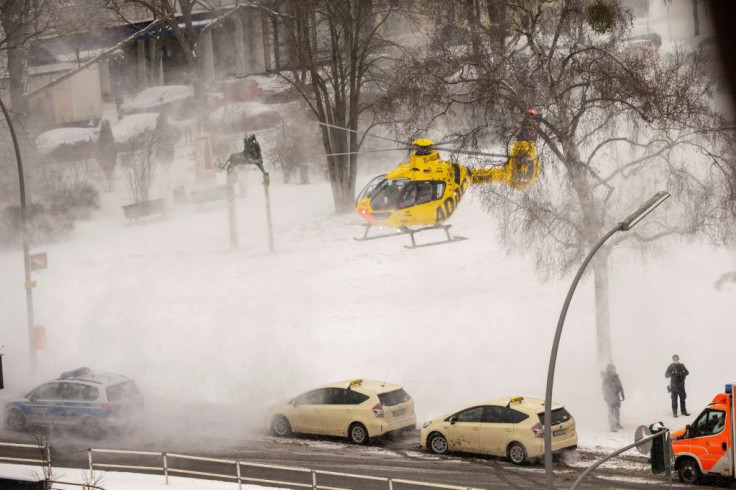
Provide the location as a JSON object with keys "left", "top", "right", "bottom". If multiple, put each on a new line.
{"left": 483, "top": 397, "right": 564, "bottom": 414}
{"left": 318, "top": 379, "right": 404, "bottom": 395}
{"left": 54, "top": 367, "right": 133, "bottom": 387}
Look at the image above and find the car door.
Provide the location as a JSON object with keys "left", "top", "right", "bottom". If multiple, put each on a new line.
{"left": 58, "top": 382, "right": 98, "bottom": 427}
{"left": 479, "top": 405, "right": 524, "bottom": 456}
{"left": 290, "top": 389, "right": 327, "bottom": 434}
{"left": 24, "top": 382, "right": 62, "bottom": 426}
{"left": 320, "top": 388, "right": 360, "bottom": 436}
{"left": 688, "top": 408, "right": 730, "bottom": 473}
{"left": 445, "top": 406, "right": 483, "bottom": 453}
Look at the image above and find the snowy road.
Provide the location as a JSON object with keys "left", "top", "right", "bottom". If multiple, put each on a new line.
{"left": 0, "top": 428, "right": 704, "bottom": 489}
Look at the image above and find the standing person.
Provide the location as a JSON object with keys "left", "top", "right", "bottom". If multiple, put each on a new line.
{"left": 665, "top": 354, "right": 690, "bottom": 417}
{"left": 601, "top": 364, "right": 625, "bottom": 432}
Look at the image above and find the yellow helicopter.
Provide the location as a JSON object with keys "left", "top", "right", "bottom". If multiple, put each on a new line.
{"left": 334, "top": 110, "right": 541, "bottom": 248}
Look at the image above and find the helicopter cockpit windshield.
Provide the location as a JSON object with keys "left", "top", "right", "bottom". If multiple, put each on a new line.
{"left": 356, "top": 174, "right": 386, "bottom": 206}
{"left": 369, "top": 178, "right": 411, "bottom": 211}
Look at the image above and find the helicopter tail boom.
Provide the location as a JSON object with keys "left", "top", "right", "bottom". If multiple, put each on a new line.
{"left": 469, "top": 139, "right": 539, "bottom": 190}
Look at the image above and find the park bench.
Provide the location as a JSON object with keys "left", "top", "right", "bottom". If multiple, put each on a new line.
{"left": 122, "top": 198, "right": 167, "bottom": 222}
{"left": 188, "top": 185, "right": 228, "bottom": 209}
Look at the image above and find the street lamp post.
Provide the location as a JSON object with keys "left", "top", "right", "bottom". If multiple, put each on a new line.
{"left": 0, "top": 97, "right": 37, "bottom": 374}
{"left": 543, "top": 191, "right": 671, "bottom": 489}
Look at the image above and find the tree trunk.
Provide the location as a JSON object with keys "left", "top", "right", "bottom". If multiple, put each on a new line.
{"left": 692, "top": 0, "right": 700, "bottom": 37}
{"left": 1, "top": 0, "right": 30, "bottom": 120}
{"left": 592, "top": 252, "right": 613, "bottom": 368}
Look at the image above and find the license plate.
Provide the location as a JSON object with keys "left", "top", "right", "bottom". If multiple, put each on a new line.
{"left": 393, "top": 409, "right": 405, "bottom": 417}
{"left": 553, "top": 429, "right": 566, "bottom": 437}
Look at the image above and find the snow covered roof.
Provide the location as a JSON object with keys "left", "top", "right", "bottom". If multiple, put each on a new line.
{"left": 35, "top": 127, "right": 98, "bottom": 153}
{"left": 112, "top": 113, "right": 159, "bottom": 143}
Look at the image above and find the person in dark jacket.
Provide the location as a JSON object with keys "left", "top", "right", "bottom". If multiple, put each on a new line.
{"left": 665, "top": 354, "right": 690, "bottom": 417}
{"left": 601, "top": 364, "right": 625, "bottom": 432}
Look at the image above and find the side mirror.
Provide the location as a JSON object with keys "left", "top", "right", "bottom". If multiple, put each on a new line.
{"left": 685, "top": 424, "right": 692, "bottom": 438}
{"left": 449, "top": 416, "right": 456, "bottom": 425}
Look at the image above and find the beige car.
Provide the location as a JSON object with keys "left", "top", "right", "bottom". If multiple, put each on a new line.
{"left": 266, "top": 379, "right": 416, "bottom": 444}
{"left": 420, "top": 396, "right": 577, "bottom": 464}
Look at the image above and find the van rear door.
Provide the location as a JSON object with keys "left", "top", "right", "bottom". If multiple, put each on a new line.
{"left": 730, "top": 383, "right": 736, "bottom": 479}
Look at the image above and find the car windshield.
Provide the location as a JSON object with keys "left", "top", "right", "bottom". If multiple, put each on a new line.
{"left": 106, "top": 380, "right": 141, "bottom": 402}
{"left": 537, "top": 407, "right": 572, "bottom": 426}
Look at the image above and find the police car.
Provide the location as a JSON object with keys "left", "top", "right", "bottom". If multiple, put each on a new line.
{"left": 3, "top": 367, "right": 143, "bottom": 439}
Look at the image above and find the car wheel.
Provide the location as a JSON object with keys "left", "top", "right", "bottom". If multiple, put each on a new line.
{"left": 427, "top": 433, "right": 449, "bottom": 454}
{"left": 271, "top": 416, "right": 292, "bottom": 437}
{"left": 5, "top": 409, "right": 27, "bottom": 432}
{"left": 677, "top": 458, "right": 701, "bottom": 485}
{"left": 507, "top": 442, "right": 528, "bottom": 465}
{"left": 80, "top": 417, "right": 105, "bottom": 440}
{"left": 348, "top": 423, "right": 369, "bottom": 445}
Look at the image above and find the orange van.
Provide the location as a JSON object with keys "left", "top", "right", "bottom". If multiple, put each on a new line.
{"left": 671, "top": 383, "right": 736, "bottom": 484}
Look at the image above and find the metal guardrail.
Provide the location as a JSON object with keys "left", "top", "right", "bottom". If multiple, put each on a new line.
{"left": 87, "top": 447, "right": 484, "bottom": 490}
{"left": 0, "top": 441, "right": 51, "bottom": 476}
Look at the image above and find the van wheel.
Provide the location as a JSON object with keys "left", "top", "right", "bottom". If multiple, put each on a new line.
{"left": 271, "top": 416, "right": 292, "bottom": 437}
{"left": 507, "top": 442, "right": 528, "bottom": 465}
{"left": 348, "top": 423, "right": 369, "bottom": 445}
{"left": 427, "top": 433, "right": 449, "bottom": 454}
{"left": 677, "top": 458, "right": 701, "bottom": 484}
{"left": 5, "top": 409, "right": 27, "bottom": 432}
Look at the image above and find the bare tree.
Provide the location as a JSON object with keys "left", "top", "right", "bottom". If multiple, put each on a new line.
{"left": 123, "top": 132, "right": 160, "bottom": 203}
{"left": 255, "top": 0, "right": 412, "bottom": 212}
{"left": 381, "top": 0, "right": 736, "bottom": 365}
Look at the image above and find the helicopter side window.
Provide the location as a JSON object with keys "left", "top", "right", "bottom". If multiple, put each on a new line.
{"left": 398, "top": 182, "right": 419, "bottom": 209}
{"left": 434, "top": 182, "right": 446, "bottom": 200}
{"left": 416, "top": 182, "right": 435, "bottom": 205}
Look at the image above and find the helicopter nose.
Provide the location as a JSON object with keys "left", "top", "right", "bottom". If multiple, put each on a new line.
{"left": 357, "top": 207, "right": 374, "bottom": 223}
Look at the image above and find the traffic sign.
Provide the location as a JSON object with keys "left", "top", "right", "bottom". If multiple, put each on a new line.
{"left": 30, "top": 252, "right": 47, "bottom": 272}
{"left": 635, "top": 425, "right": 653, "bottom": 454}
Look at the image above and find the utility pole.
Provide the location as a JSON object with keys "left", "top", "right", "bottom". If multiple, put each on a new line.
{"left": 0, "top": 97, "right": 37, "bottom": 373}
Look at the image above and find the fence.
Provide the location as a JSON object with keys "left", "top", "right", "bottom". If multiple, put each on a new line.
{"left": 87, "top": 447, "right": 484, "bottom": 490}
{"left": 0, "top": 440, "right": 51, "bottom": 476}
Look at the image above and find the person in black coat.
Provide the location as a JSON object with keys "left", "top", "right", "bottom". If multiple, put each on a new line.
{"left": 602, "top": 364, "right": 625, "bottom": 432}
{"left": 665, "top": 354, "right": 690, "bottom": 417}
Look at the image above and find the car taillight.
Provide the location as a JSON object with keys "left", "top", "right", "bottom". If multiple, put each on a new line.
{"left": 101, "top": 404, "right": 117, "bottom": 412}
{"left": 532, "top": 422, "right": 544, "bottom": 438}
{"left": 371, "top": 403, "right": 384, "bottom": 418}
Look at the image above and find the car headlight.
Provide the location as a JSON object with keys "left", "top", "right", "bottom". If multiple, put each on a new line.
{"left": 422, "top": 421, "right": 432, "bottom": 429}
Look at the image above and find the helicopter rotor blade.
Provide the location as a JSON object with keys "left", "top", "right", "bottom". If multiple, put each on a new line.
{"left": 318, "top": 148, "right": 413, "bottom": 157}
{"left": 433, "top": 147, "right": 509, "bottom": 159}
{"left": 317, "top": 121, "right": 410, "bottom": 146}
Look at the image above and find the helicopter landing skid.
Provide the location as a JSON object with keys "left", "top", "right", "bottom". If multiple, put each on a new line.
{"left": 354, "top": 223, "right": 411, "bottom": 241}
{"left": 403, "top": 224, "right": 468, "bottom": 249}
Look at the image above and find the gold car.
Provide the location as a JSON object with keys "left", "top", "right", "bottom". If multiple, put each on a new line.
{"left": 266, "top": 379, "right": 416, "bottom": 444}
{"left": 420, "top": 396, "right": 577, "bottom": 464}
